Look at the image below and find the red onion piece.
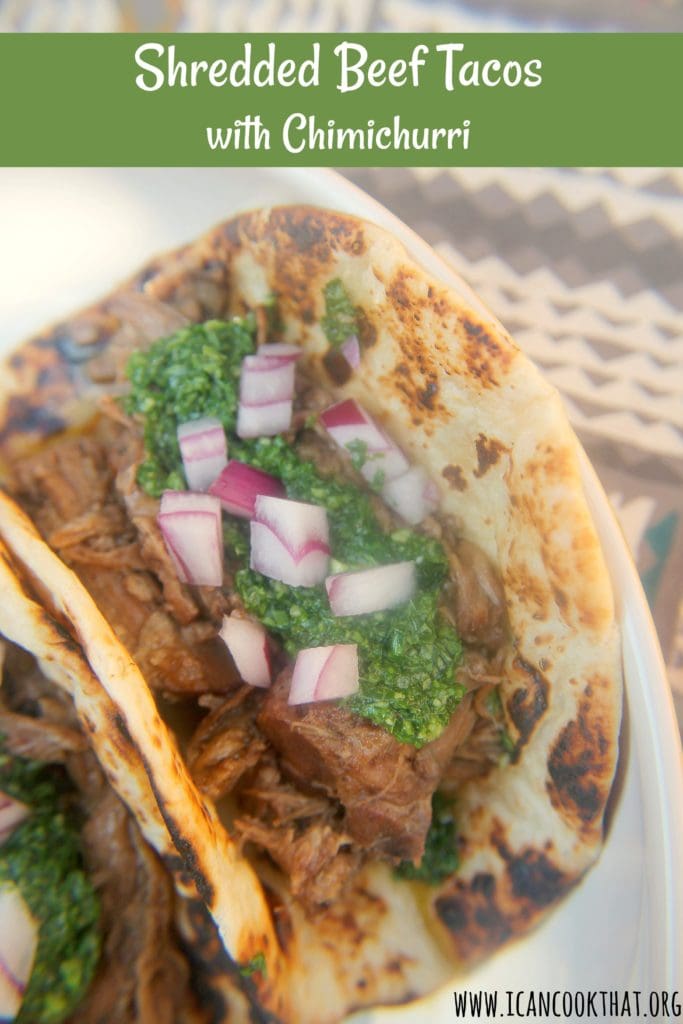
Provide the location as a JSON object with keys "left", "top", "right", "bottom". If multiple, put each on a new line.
{"left": 381, "top": 466, "right": 439, "bottom": 525}
{"left": 320, "top": 399, "right": 409, "bottom": 483}
{"left": 288, "top": 644, "right": 359, "bottom": 705}
{"left": 159, "top": 491, "right": 220, "bottom": 515}
{"left": 0, "top": 792, "right": 29, "bottom": 848}
{"left": 253, "top": 343, "right": 301, "bottom": 366}
{"left": 237, "top": 400, "right": 292, "bottom": 439}
{"left": 320, "top": 398, "right": 366, "bottom": 429}
{"left": 209, "top": 461, "right": 285, "bottom": 519}
{"left": 250, "top": 495, "right": 330, "bottom": 587}
{"left": 250, "top": 522, "right": 330, "bottom": 587}
{"left": 326, "top": 561, "right": 417, "bottom": 617}
{"left": 235, "top": 348, "right": 296, "bottom": 439}
{"left": 255, "top": 495, "right": 329, "bottom": 551}
{"left": 340, "top": 335, "right": 360, "bottom": 369}
{"left": 0, "top": 885, "right": 38, "bottom": 1017}
{"left": 177, "top": 417, "right": 228, "bottom": 492}
{"left": 157, "top": 492, "right": 223, "bottom": 587}
{"left": 240, "top": 359, "right": 295, "bottom": 404}
{"left": 218, "top": 614, "right": 271, "bottom": 688}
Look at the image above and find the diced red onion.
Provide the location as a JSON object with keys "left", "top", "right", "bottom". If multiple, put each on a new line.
{"left": 250, "top": 495, "right": 330, "bottom": 587}
{"left": 218, "top": 614, "right": 271, "bottom": 688}
{"left": 236, "top": 350, "right": 296, "bottom": 439}
{"left": 255, "top": 495, "right": 329, "bottom": 551}
{"left": 320, "top": 399, "right": 409, "bottom": 483}
{"left": 240, "top": 358, "right": 295, "bottom": 404}
{"left": 159, "top": 491, "right": 220, "bottom": 515}
{"left": 0, "top": 792, "right": 29, "bottom": 848}
{"left": 157, "top": 492, "right": 223, "bottom": 587}
{"left": 319, "top": 397, "right": 366, "bottom": 429}
{"left": 381, "top": 466, "right": 439, "bottom": 525}
{"left": 237, "top": 399, "right": 293, "bottom": 439}
{"left": 326, "top": 561, "right": 417, "bottom": 617}
{"left": 253, "top": 343, "right": 301, "bottom": 366}
{"left": 340, "top": 335, "right": 360, "bottom": 369}
{"left": 209, "top": 461, "right": 285, "bottom": 519}
{"left": 176, "top": 417, "right": 228, "bottom": 492}
{"left": 288, "top": 644, "right": 359, "bottom": 705}
{"left": 0, "top": 885, "right": 38, "bottom": 1018}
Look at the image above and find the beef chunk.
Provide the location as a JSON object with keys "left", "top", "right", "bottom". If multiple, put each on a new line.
{"left": 257, "top": 669, "right": 474, "bottom": 863}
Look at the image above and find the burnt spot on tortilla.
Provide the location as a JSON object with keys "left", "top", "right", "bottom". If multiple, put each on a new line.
{"left": 323, "top": 348, "right": 353, "bottom": 386}
{"left": 0, "top": 397, "right": 67, "bottom": 447}
{"left": 436, "top": 876, "right": 512, "bottom": 952}
{"left": 51, "top": 619, "right": 81, "bottom": 656}
{"left": 547, "top": 688, "right": 613, "bottom": 830}
{"left": 276, "top": 208, "right": 364, "bottom": 261}
{"left": 132, "top": 258, "right": 168, "bottom": 290}
{"left": 144, "top": 760, "right": 215, "bottom": 906}
{"left": 442, "top": 464, "right": 467, "bottom": 491}
{"left": 287, "top": 214, "right": 328, "bottom": 253}
{"left": 113, "top": 711, "right": 133, "bottom": 746}
{"left": 507, "top": 656, "right": 549, "bottom": 746}
{"left": 55, "top": 330, "right": 109, "bottom": 366}
{"left": 492, "top": 827, "right": 571, "bottom": 909}
{"left": 437, "top": 821, "right": 572, "bottom": 961}
{"left": 419, "top": 379, "right": 439, "bottom": 410}
{"left": 356, "top": 309, "right": 377, "bottom": 348}
{"left": 474, "top": 434, "right": 509, "bottom": 478}
{"left": 460, "top": 320, "right": 514, "bottom": 388}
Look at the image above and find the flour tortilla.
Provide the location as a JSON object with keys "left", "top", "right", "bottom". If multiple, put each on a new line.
{"left": 0, "top": 206, "right": 622, "bottom": 1020}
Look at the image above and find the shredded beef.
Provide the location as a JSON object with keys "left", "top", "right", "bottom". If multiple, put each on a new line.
{"left": 187, "top": 687, "right": 267, "bottom": 801}
{"left": 239, "top": 759, "right": 330, "bottom": 825}
{"left": 0, "top": 707, "right": 87, "bottom": 763}
{"left": 257, "top": 668, "right": 476, "bottom": 864}
{"left": 67, "top": 773, "right": 209, "bottom": 1024}
{"left": 236, "top": 815, "right": 360, "bottom": 909}
{"left": 12, "top": 424, "right": 239, "bottom": 698}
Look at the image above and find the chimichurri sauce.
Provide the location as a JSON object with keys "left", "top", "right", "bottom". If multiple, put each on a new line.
{"left": 126, "top": 319, "right": 465, "bottom": 748}
{"left": 0, "top": 750, "right": 100, "bottom": 1024}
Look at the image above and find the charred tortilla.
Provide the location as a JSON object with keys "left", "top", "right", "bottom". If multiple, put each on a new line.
{"left": 0, "top": 206, "right": 622, "bottom": 1021}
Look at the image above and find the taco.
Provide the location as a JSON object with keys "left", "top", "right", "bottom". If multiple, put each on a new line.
{"left": 0, "top": 536, "right": 236, "bottom": 1023}
{"left": 0, "top": 205, "right": 622, "bottom": 1022}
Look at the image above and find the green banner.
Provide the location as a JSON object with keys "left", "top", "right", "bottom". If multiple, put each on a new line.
{"left": 1, "top": 33, "right": 680, "bottom": 166}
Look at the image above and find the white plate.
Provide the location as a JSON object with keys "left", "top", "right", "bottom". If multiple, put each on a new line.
{"left": 1, "top": 168, "right": 681, "bottom": 1021}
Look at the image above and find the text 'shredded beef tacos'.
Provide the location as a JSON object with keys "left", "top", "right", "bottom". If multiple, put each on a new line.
{"left": 0, "top": 206, "right": 622, "bottom": 1022}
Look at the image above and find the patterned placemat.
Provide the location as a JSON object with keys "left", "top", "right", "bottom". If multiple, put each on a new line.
{"left": 3, "top": 0, "right": 683, "bottom": 33}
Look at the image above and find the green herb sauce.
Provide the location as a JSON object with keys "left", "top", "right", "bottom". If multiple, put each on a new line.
{"left": 125, "top": 318, "right": 255, "bottom": 497}
{"left": 0, "top": 751, "right": 100, "bottom": 1024}
{"left": 321, "top": 278, "right": 358, "bottom": 348}
{"left": 126, "top": 320, "right": 465, "bottom": 748}
{"left": 395, "top": 792, "right": 459, "bottom": 885}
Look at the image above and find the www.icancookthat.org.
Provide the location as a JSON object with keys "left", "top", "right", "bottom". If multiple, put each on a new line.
{"left": 453, "top": 989, "right": 681, "bottom": 1020}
